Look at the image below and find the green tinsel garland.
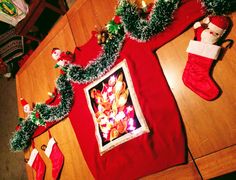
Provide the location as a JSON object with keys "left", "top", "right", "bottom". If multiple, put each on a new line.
{"left": 118, "top": 0, "right": 232, "bottom": 41}
{"left": 118, "top": 0, "right": 180, "bottom": 41}
{"left": 9, "top": 27, "right": 123, "bottom": 152}
{"left": 202, "top": 0, "right": 231, "bottom": 15}
{"left": 10, "top": 74, "right": 74, "bottom": 151}
{"left": 10, "top": 120, "right": 38, "bottom": 152}
{"left": 10, "top": 0, "right": 234, "bottom": 152}
{"left": 66, "top": 29, "right": 125, "bottom": 83}
{"left": 37, "top": 74, "right": 73, "bottom": 121}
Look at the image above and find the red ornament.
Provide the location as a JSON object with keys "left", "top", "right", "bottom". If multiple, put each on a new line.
{"left": 113, "top": 15, "right": 121, "bottom": 24}
{"left": 35, "top": 112, "right": 40, "bottom": 119}
{"left": 146, "top": 3, "right": 154, "bottom": 14}
{"left": 60, "top": 69, "right": 66, "bottom": 75}
{"left": 15, "top": 124, "right": 21, "bottom": 131}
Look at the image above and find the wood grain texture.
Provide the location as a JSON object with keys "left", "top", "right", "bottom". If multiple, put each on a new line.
{"left": 31, "top": 119, "right": 93, "bottom": 180}
{"left": 16, "top": 14, "right": 93, "bottom": 179}
{"left": 141, "top": 154, "right": 201, "bottom": 180}
{"left": 157, "top": 12, "right": 236, "bottom": 159}
{"left": 23, "top": 119, "right": 94, "bottom": 180}
{"left": 67, "top": 0, "right": 117, "bottom": 46}
{"left": 16, "top": 16, "right": 75, "bottom": 115}
{"left": 17, "top": 15, "right": 69, "bottom": 75}
{"left": 16, "top": 0, "right": 236, "bottom": 179}
{"left": 195, "top": 145, "right": 236, "bottom": 179}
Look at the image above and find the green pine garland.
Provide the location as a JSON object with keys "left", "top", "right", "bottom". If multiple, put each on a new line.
{"left": 30, "top": 108, "right": 45, "bottom": 126}
{"left": 9, "top": 31, "right": 124, "bottom": 152}
{"left": 10, "top": 120, "right": 38, "bottom": 152}
{"left": 118, "top": 0, "right": 180, "bottom": 41}
{"left": 66, "top": 29, "right": 125, "bottom": 84}
{"left": 118, "top": 0, "right": 231, "bottom": 41}
{"left": 37, "top": 74, "right": 73, "bottom": 121}
{"left": 202, "top": 0, "right": 231, "bottom": 15}
{"left": 10, "top": 74, "right": 74, "bottom": 151}
{"left": 10, "top": 0, "right": 234, "bottom": 152}
{"left": 107, "top": 20, "right": 123, "bottom": 34}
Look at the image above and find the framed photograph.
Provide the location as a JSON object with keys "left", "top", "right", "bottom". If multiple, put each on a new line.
{"left": 84, "top": 59, "right": 150, "bottom": 155}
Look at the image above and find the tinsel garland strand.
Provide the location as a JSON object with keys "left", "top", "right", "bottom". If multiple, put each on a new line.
{"left": 9, "top": 0, "right": 234, "bottom": 152}
{"left": 118, "top": 0, "right": 232, "bottom": 41}
{"left": 202, "top": 0, "right": 231, "bottom": 15}
{"left": 10, "top": 74, "right": 74, "bottom": 151}
{"left": 37, "top": 74, "right": 73, "bottom": 121}
{"left": 10, "top": 120, "right": 38, "bottom": 152}
{"left": 9, "top": 26, "right": 124, "bottom": 152}
{"left": 118, "top": 0, "right": 180, "bottom": 41}
{"left": 67, "top": 29, "right": 125, "bottom": 83}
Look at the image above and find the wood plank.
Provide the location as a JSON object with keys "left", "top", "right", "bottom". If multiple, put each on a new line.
{"left": 17, "top": 1, "right": 236, "bottom": 179}
{"left": 16, "top": 18, "right": 75, "bottom": 110}
{"left": 67, "top": 0, "right": 117, "bottom": 46}
{"left": 25, "top": 119, "right": 94, "bottom": 180}
{"left": 157, "top": 12, "right": 236, "bottom": 158}
{"left": 15, "top": 14, "right": 93, "bottom": 179}
{"left": 17, "top": 15, "right": 69, "bottom": 75}
{"left": 141, "top": 154, "right": 201, "bottom": 180}
{"left": 195, "top": 145, "right": 236, "bottom": 179}
{"left": 67, "top": 0, "right": 153, "bottom": 47}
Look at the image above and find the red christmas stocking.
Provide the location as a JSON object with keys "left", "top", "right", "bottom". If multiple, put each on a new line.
{"left": 42, "top": 132, "right": 64, "bottom": 180}
{"left": 27, "top": 146, "right": 46, "bottom": 180}
{"left": 182, "top": 40, "right": 221, "bottom": 100}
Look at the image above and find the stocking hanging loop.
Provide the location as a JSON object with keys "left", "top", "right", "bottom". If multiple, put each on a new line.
{"left": 24, "top": 158, "right": 29, "bottom": 163}
{"left": 222, "top": 39, "right": 234, "bottom": 49}
{"left": 41, "top": 145, "right": 47, "bottom": 151}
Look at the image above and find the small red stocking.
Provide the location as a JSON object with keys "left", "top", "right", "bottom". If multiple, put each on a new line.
{"left": 27, "top": 145, "right": 46, "bottom": 180}
{"left": 42, "top": 132, "right": 64, "bottom": 180}
{"left": 182, "top": 40, "right": 221, "bottom": 100}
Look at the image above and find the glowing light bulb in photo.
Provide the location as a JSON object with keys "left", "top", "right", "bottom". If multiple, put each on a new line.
{"left": 141, "top": 0, "right": 147, "bottom": 8}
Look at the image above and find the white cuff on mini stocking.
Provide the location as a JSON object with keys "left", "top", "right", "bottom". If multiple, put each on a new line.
{"left": 186, "top": 40, "right": 221, "bottom": 59}
{"left": 45, "top": 138, "right": 56, "bottom": 158}
{"left": 28, "top": 148, "right": 39, "bottom": 167}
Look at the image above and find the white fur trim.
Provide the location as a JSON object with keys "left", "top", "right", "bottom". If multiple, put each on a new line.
{"left": 208, "top": 22, "right": 224, "bottom": 35}
{"left": 202, "top": 17, "right": 210, "bottom": 24}
{"left": 186, "top": 40, "right": 221, "bottom": 59}
{"left": 45, "top": 138, "right": 56, "bottom": 158}
{"left": 27, "top": 148, "right": 38, "bottom": 167}
{"left": 193, "top": 22, "right": 201, "bottom": 29}
{"left": 57, "top": 60, "right": 65, "bottom": 66}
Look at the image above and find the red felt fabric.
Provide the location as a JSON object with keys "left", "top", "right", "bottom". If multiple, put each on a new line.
{"left": 31, "top": 152, "right": 46, "bottom": 180}
{"left": 32, "top": 89, "right": 62, "bottom": 138}
{"left": 147, "top": 0, "right": 204, "bottom": 51}
{"left": 49, "top": 141, "right": 64, "bottom": 180}
{"left": 182, "top": 53, "right": 219, "bottom": 100}
{"left": 30, "top": 37, "right": 100, "bottom": 138}
{"left": 68, "top": 0, "right": 205, "bottom": 179}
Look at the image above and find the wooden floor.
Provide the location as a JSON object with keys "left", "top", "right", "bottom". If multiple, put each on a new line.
{"left": 16, "top": 0, "right": 236, "bottom": 179}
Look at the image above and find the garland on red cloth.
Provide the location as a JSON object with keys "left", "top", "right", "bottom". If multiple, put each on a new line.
{"left": 117, "top": 0, "right": 180, "bottom": 41}
{"left": 10, "top": 0, "right": 233, "bottom": 152}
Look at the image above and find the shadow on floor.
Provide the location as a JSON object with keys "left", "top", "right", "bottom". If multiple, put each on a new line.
{"left": 0, "top": 77, "right": 27, "bottom": 179}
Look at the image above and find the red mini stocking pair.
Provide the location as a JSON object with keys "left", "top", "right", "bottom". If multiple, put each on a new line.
{"left": 27, "top": 133, "right": 64, "bottom": 180}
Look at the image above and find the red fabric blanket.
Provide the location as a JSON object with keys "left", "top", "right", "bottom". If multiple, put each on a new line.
{"left": 68, "top": 0, "right": 204, "bottom": 179}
